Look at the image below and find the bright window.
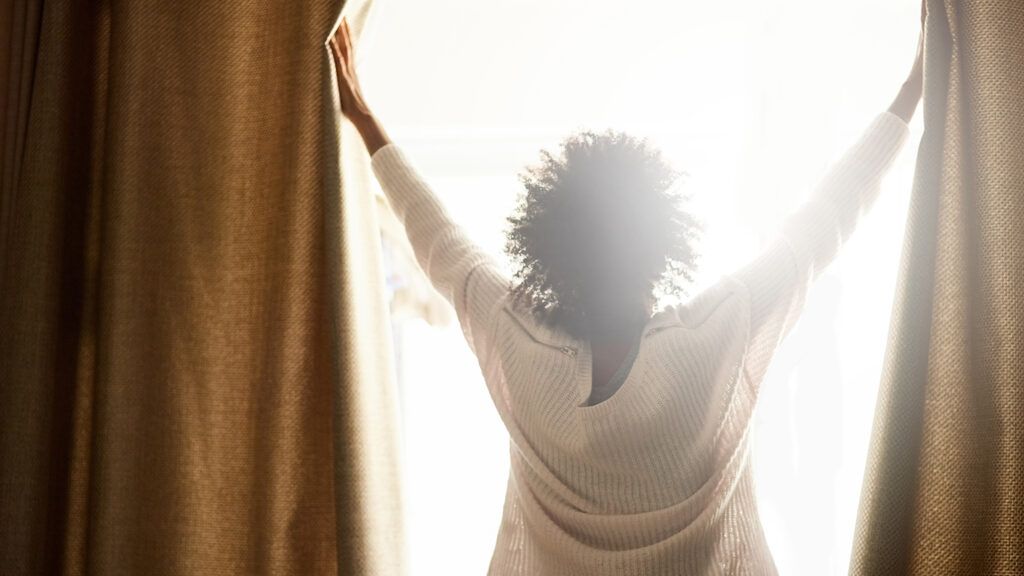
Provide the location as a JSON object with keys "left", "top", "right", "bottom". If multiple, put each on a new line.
{"left": 360, "top": 1, "right": 923, "bottom": 573}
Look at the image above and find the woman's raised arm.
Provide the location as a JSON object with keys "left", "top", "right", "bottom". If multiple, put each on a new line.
{"left": 328, "top": 19, "right": 510, "bottom": 366}
{"left": 727, "top": 20, "right": 923, "bottom": 390}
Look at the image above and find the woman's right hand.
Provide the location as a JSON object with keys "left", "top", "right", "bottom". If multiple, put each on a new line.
{"left": 888, "top": 2, "right": 925, "bottom": 123}
{"left": 907, "top": 0, "right": 925, "bottom": 86}
{"left": 911, "top": 0, "right": 925, "bottom": 83}
{"left": 907, "top": 31, "right": 923, "bottom": 87}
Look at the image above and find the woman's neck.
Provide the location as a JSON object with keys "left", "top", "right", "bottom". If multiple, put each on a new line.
{"left": 586, "top": 309, "right": 649, "bottom": 343}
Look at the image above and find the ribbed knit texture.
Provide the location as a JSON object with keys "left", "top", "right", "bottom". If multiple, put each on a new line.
{"left": 370, "top": 112, "right": 910, "bottom": 575}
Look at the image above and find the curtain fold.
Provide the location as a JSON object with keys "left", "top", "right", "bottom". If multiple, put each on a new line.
{"left": 0, "top": 1, "right": 405, "bottom": 574}
{"left": 851, "top": 1, "right": 1024, "bottom": 574}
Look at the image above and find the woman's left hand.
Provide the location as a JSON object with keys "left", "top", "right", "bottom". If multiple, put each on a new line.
{"left": 329, "top": 18, "right": 374, "bottom": 123}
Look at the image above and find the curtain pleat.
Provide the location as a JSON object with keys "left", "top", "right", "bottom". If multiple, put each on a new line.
{"left": 0, "top": 1, "right": 405, "bottom": 574}
{"left": 851, "top": 1, "right": 1024, "bottom": 574}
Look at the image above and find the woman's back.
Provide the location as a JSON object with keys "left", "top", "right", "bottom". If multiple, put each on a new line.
{"left": 485, "top": 278, "right": 775, "bottom": 574}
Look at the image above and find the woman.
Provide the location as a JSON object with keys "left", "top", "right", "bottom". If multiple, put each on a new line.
{"left": 329, "top": 11, "right": 923, "bottom": 575}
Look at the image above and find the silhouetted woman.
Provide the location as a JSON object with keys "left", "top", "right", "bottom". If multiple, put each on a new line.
{"left": 329, "top": 11, "right": 923, "bottom": 574}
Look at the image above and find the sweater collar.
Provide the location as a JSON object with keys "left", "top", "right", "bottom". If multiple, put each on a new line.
{"left": 501, "top": 296, "right": 685, "bottom": 349}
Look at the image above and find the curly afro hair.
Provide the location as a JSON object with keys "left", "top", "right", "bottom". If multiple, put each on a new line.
{"left": 504, "top": 129, "right": 703, "bottom": 341}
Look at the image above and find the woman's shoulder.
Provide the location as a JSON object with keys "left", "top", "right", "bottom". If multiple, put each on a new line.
{"left": 668, "top": 276, "right": 747, "bottom": 331}
{"left": 495, "top": 296, "right": 580, "bottom": 352}
{"left": 492, "top": 277, "right": 747, "bottom": 352}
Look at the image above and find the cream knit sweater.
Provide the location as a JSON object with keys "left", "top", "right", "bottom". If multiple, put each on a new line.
{"left": 370, "top": 112, "right": 910, "bottom": 575}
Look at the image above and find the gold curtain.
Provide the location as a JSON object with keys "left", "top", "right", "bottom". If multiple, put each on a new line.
{"left": 852, "top": 0, "right": 1024, "bottom": 574}
{"left": 0, "top": 1, "right": 405, "bottom": 574}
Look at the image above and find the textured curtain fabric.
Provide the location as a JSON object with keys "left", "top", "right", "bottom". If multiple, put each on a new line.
{"left": 851, "top": 1, "right": 1024, "bottom": 574}
{"left": 0, "top": 1, "right": 405, "bottom": 575}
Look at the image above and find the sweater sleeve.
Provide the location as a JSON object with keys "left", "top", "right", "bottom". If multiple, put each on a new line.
{"left": 370, "top": 142, "right": 510, "bottom": 365}
{"left": 727, "top": 111, "right": 911, "bottom": 389}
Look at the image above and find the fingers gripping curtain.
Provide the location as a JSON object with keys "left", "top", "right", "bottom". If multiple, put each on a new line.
{"left": 0, "top": 1, "right": 405, "bottom": 575}
{"left": 851, "top": 1, "right": 1024, "bottom": 574}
